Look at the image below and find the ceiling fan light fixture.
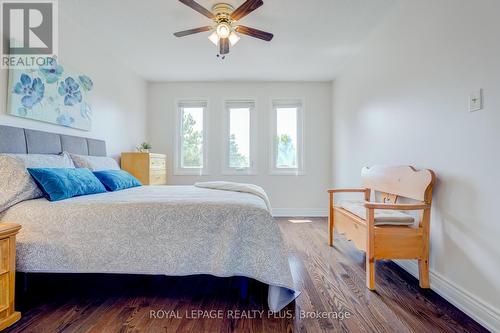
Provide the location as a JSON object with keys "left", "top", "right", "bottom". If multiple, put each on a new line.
{"left": 216, "top": 22, "right": 231, "bottom": 38}
{"left": 174, "top": 0, "right": 274, "bottom": 56}
{"left": 228, "top": 31, "right": 240, "bottom": 46}
{"left": 208, "top": 31, "right": 219, "bottom": 45}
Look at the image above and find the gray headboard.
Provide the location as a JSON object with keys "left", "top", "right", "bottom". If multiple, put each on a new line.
{"left": 0, "top": 125, "right": 106, "bottom": 156}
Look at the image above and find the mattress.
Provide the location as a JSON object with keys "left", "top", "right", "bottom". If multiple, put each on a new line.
{"left": 0, "top": 185, "right": 298, "bottom": 311}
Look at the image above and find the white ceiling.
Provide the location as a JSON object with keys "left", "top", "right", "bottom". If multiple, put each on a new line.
{"left": 60, "top": 0, "right": 396, "bottom": 81}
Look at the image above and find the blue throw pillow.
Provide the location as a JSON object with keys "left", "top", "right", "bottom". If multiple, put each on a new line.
{"left": 93, "top": 170, "right": 142, "bottom": 191}
{"left": 27, "top": 168, "right": 107, "bottom": 201}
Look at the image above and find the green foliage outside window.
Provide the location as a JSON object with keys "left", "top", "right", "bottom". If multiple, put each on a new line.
{"left": 277, "top": 134, "right": 296, "bottom": 168}
{"left": 182, "top": 112, "right": 296, "bottom": 169}
{"left": 229, "top": 134, "right": 249, "bottom": 168}
{"left": 182, "top": 113, "right": 203, "bottom": 167}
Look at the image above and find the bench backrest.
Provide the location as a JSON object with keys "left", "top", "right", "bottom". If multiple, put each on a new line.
{"left": 361, "top": 165, "right": 436, "bottom": 204}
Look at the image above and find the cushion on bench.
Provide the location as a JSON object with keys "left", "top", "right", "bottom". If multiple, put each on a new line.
{"left": 336, "top": 201, "right": 415, "bottom": 226}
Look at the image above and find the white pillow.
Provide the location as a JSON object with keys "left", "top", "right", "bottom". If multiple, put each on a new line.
{"left": 69, "top": 153, "right": 120, "bottom": 171}
{"left": 0, "top": 152, "right": 75, "bottom": 212}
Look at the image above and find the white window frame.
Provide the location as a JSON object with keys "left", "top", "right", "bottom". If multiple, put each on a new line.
{"left": 174, "top": 100, "right": 209, "bottom": 175}
{"left": 222, "top": 100, "right": 257, "bottom": 175}
{"left": 270, "top": 99, "right": 305, "bottom": 175}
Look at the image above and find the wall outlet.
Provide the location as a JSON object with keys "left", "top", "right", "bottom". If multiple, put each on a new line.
{"left": 469, "top": 89, "right": 483, "bottom": 112}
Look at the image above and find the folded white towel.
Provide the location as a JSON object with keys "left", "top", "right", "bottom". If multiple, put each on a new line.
{"left": 194, "top": 181, "right": 272, "bottom": 213}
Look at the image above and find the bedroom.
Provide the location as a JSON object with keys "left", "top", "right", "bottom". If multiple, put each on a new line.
{"left": 0, "top": 0, "right": 498, "bottom": 332}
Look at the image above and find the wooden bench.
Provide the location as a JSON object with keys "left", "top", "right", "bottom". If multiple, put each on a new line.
{"left": 328, "top": 165, "right": 436, "bottom": 290}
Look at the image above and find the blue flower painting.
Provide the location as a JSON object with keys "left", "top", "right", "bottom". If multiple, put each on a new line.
{"left": 79, "top": 75, "right": 93, "bottom": 92}
{"left": 7, "top": 60, "right": 94, "bottom": 131}
{"left": 56, "top": 114, "right": 75, "bottom": 126}
{"left": 39, "top": 59, "right": 64, "bottom": 84}
{"left": 80, "top": 102, "right": 92, "bottom": 120}
{"left": 58, "top": 77, "right": 83, "bottom": 106}
{"left": 12, "top": 74, "right": 45, "bottom": 109}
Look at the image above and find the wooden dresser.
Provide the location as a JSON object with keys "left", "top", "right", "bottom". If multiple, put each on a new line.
{"left": 121, "top": 152, "right": 167, "bottom": 185}
{"left": 0, "top": 223, "right": 21, "bottom": 331}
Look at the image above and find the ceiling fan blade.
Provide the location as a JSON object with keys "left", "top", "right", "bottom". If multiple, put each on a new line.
{"left": 220, "top": 38, "right": 229, "bottom": 55}
{"left": 231, "top": 0, "right": 263, "bottom": 21}
{"left": 173, "top": 26, "right": 212, "bottom": 37}
{"left": 178, "top": 0, "right": 215, "bottom": 19}
{"left": 235, "top": 25, "right": 273, "bottom": 41}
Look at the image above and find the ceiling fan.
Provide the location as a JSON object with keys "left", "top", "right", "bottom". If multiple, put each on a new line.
{"left": 173, "top": 0, "right": 273, "bottom": 57}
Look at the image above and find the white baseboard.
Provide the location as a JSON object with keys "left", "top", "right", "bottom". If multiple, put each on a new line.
{"left": 272, "top": 208, "right": 328, "bottom": 217}
{"left": 395, "top": 260, "right": 500, "bottom": 332}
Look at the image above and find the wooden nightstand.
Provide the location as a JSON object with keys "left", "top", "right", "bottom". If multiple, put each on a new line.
{"left": 121, "top": 152, "right": 167, "bottom": 185}
{"left": 0, "top": 223, "right": 21, "bottom": 331}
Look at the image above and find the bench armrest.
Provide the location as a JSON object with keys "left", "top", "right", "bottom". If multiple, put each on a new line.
{"left": 0, "top": 223, "right": 22, "bottom": 237}
{"left": 327, "top": 188, "right": 369, "bottom": 194}
{"left": 364, "top": 202, "right": 430, "bottom": 210}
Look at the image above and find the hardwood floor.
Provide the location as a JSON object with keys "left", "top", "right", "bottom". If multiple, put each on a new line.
{"left": 5, "top": 218, "right": 487, "bottom": 333}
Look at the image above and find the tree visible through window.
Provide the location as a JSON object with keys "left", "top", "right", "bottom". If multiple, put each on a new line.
{"left": 276, "top": 107, "right": 298, "bottom": 168}
{"left": 181, "top": 107, "right": 204, "bottom": 168}
{"left": 228, "top": 106, "right": 251, "bottom": 169}
{"left": 277, "top": 133, "right": 296, "bottom": 167}
{"left": 229, "top": 134, "right": 248, "bottom": 167}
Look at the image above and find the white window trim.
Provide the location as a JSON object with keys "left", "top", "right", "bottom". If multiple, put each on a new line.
{"left": 174, "top": 100, "right": 210, "bottom": 176}
{"left": 270, "top": 99, "right": 305, "bottom": 176}
{"left": 222, "top": 100, "right": 257, "bottom": 175}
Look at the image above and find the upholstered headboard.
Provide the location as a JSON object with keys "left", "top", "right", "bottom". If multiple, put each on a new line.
{"left": 0, "top": 125, "right": 106, "bottom": 156}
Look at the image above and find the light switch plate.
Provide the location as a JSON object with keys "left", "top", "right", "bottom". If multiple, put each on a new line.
{"left": 469, "top": 89, "right": 483, "bottom": 112}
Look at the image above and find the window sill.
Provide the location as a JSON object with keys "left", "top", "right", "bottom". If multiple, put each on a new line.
{"left": 173, "top": 169, "right": 210, "bottom": 176}
{"left": 221, "top": 169, "right": 258, "bottom": 176}
{"left": 269, "top": 169, "right": 306, "bottom": 176}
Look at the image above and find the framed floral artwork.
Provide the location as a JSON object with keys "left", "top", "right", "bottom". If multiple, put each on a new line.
{"left": 7, "top": 58, "right": 94, "bottom": 131}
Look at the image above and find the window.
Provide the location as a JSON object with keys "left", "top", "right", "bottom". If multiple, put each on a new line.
{"left": 223, "top": 101, "right": 256, "bottom": 174}
{"left": 271, "top": 100, "right": 304, "bottom": 175}
{"left": 175, "top": 101, "right": 208, "bottom": 175}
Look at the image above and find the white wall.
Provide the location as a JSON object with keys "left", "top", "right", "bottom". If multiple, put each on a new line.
{"left": 147, "top": 82, "right": 332, "bottom": 215}
{"left": 331, "top": 0, "right": 500, "bottom": 330}
{"left": 0, "top": 14, "right": 147, "bottom": 158}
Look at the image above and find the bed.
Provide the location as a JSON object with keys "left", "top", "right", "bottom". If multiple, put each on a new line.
{"left": 0, "top": 125, "right": 298, "bottom": 311}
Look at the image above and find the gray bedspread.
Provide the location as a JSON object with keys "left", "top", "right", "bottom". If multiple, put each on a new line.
{"left": 0, "top": 186, "right": 298, "bottom": 311}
